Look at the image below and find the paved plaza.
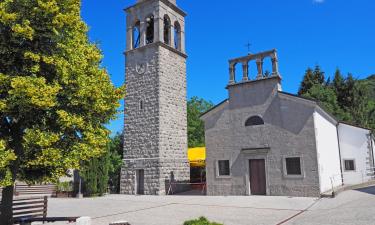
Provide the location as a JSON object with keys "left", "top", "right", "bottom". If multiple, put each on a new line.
{"left": 46, "top": 187, "right": 375, "bottom": 225}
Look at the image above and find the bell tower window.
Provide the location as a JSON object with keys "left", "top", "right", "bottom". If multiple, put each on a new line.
{"left": 163, "top": 15, "right": 171, "bottom": 45}
{"left": 146, "top": 15, "right": 154, "bottom": 44}
{"left": 174, "top": 21, "right": 181, "bottom": 50}
{"left": 133, "top": 21, "right": 140, "bottom": 49}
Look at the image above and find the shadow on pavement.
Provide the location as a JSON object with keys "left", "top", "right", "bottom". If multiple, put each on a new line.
{"left": 355, "top": 186, "right": 375, "bottom": 195}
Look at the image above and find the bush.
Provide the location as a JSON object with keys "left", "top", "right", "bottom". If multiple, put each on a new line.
{"left": 183, "top": 217, "right": 223, "bottom": 225}
{"left": 57, "top": 181, "right": 73, "bottom": 192}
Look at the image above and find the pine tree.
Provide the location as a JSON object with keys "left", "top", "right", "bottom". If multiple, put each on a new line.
{"left": 312, "top": 65, "right": 325, "bottom": 85}
{"left": 332, "top": 69, "right": 346, "bottom": 108}
{"left": 108, "top": 133, "right": 123, "bottom": 193}
{"left": 298, "top": 68, "right": 315, "bottom": 95}
{"left": 342, "top": 73, "right": 356, "bottom": 111}
{"left": 80, "top": 151, "right": 110, "bottom": 196}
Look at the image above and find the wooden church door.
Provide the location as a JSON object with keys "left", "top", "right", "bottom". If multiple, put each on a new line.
{"left": 249, "top": 159, "right": 266, "bottom": 195}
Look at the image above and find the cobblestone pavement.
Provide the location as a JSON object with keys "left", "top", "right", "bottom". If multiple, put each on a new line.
{"left": 44, "top": 186, "right": 375, "bottom": 225}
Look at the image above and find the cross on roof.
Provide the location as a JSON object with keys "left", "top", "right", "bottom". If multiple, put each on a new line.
{"left": 245, "top": 42, "right": 252, "bottom": 54}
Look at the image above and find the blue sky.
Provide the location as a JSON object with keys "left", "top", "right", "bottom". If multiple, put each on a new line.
{"left": 81, "top": 0, "right": 375, "bottom": 134}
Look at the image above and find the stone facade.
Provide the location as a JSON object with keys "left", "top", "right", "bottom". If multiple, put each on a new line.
{"left": 121, "top": 0, "right": 190, "bottom": 195}
{"left": 201, "top": 50, "right": 323, "bottom": 197}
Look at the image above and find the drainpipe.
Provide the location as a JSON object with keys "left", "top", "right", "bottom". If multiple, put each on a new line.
{"left": 336, "top": 123, "right": 344, "bottom": 186}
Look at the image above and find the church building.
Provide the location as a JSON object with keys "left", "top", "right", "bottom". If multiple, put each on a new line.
{"left": 201, "top": 49, "right": 375, "bottom": 197}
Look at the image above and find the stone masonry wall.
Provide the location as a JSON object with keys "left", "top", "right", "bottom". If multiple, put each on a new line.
{"left": 121, "top": 44, "right": 189, "bottom": 195}
{"left": 122, "top": 0, "right": 189, "bottom": 195}
{"left": 158, "top": 46, "right": 190, "bottom": 194}
{"left": 204, "top": 79, "right": 321, "bottom": 197}
{"left": 121, "top": 45, "right": 161, "bottom": 195}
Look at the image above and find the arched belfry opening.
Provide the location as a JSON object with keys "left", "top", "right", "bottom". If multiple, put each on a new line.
{"left": 228, "top": 49, "right": 281, "bottom": 85}
{"left": 133, "top": 21, "right": 140, "bottom": 49}
{"left": 163, "top": 15, "right": 171, "bottom": 45}
{"left": 146, "top": 15, "right": 154, "bottom": 44}
{"left": 174, "top": 21, "right": 181, "bottom": 50}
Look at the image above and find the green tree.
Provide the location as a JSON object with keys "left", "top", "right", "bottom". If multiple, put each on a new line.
{"left": 341, "top": 74, "right": 356, "bottom": 110}
{"left": 303, "top": 84, "right": 346, "bottom": 120}
{"left": 351, "top": 82, "right": 375, "bottom": 128}
{"left": 0, "top": 0, "right": 124, "bottom": 223}
{"left": 107, "top": 132, "right": 123, "bottom": 193}
{"left": 298, "top": 66, "right": 326, "bottom": 95}
{"left": 187, "top": 97, "right": 214, "bottom": 148}
{"left": 80, "top": 132, "right": 123, "bottom": 196}
{"left": 312, "top": 65, "right": 325, "bottom": 85}
{"left": 298, "top": 68, "right": 314, "bottom": 95}
{"left": 332, "top": 69, "right": 345, "bottom": 105}
{"left": 299, "top": 66, "right": 375, "bottom": 132}
{"left": 80, "top": 152, "right": 110, "bottom": 196}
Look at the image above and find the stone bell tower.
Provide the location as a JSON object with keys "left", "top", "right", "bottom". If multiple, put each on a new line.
{"left": 121, "top": 0, "right": 190, "bottom": 195}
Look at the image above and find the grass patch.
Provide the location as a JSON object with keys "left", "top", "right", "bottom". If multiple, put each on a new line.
{"left": 183, "top": 217, "right": 223, "bottom": 225}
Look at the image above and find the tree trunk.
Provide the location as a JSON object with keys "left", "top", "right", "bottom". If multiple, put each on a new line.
{"left": 0, "top": 124, "right": 22, "bottom": 225}
{"left": 0, "top": 185, "right": 14, "bottom": 225}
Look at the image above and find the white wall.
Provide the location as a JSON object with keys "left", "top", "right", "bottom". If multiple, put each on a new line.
{"left": 338, "top": 123, "right": 374, "bottom": 185}
{"left": 313, "top": 112, "right": 342, "bottom": 193}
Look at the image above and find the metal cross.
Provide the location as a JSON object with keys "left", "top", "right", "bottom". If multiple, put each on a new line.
{"left": 245, "top": 42, "right": 252, "bottom": 54}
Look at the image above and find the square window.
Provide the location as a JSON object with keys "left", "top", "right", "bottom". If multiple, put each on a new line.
{"left": 285, "top": 157, "right": 302, "bottom": 175}
{"left": 218, "top": 160, "right": 230, "bottom": 176}
{"left": 344, "top": 160, "right": 355, "bottom": 171}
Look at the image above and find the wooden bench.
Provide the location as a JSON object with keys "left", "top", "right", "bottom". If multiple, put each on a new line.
{"left": 12, "top": 196, "right": 48, "bottom": 223}
{"left": 11, "top": 196, "right": 78, "bottom": 225}
{"left": 15, "top": 184, "right": 57, "bottom": 197}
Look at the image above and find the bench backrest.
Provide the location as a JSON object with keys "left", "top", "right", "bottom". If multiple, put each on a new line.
{"left": 15, "top": 184, "right": 56, "bottom": 197}
{"left": 12, "top": 196, "right": 48, "bottom": 222}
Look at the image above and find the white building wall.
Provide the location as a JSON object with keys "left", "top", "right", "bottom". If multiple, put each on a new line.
{"left": 313, "top": 112, "right": 342, "bottom": 193}
{"left": 338, "top": 123, "right": 374, "bottom": 185}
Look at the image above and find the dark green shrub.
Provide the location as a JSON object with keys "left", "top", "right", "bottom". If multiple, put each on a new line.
{"left": 183, "top": 217, "right": 223, "bottom": 225}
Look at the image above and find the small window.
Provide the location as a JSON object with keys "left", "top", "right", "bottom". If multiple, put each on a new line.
{"left": 245, "top": 116, "right": 264, "bottom": 126}
{"left": 344, "top": 160, "right": 355, "bottom": 171}
{"left": 285, "top": 157, "right": 302, "bottom": 175}
{"left": 217, "top": 160, "right": 230, "bottom": 176}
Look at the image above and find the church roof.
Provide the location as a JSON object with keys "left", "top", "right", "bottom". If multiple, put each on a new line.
{"left": 278, "top": 91, "right": 338, "bottom": 125}
{"left": 200, "top": 99, "right": 228, "bottom": 119}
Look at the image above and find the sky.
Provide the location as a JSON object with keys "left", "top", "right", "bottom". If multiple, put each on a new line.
{"left": 81, "top": 0, "right": 375, "bottom": 135}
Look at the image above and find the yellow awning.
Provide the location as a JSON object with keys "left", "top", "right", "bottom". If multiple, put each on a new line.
{"left": 188, "top": 147, "right": 206, "bottom": 167}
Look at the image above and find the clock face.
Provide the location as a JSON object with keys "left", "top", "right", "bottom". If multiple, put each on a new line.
{"left": 136, "top": 63, "right": 146, "bottom": 75}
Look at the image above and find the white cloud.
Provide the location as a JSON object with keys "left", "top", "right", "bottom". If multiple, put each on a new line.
{"left": 313, "top": 0, "right": 325, "bottom": 3}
